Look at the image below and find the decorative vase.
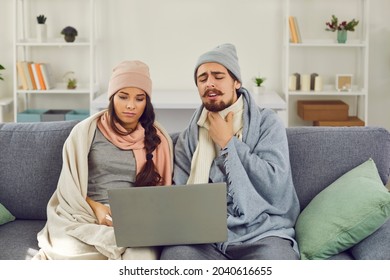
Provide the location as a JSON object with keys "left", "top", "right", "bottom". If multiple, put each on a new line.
{"left": 37, "top": 24, "right": 47, "bottom": 42}
{"left": 337, "top": 30, "right": 347, "bottom": 44}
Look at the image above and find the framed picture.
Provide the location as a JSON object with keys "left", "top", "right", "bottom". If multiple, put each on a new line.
{"left": 336, "top": 74, "right": 353, "bottom": 92}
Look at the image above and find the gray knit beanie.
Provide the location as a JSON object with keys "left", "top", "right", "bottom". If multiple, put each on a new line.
{"left": 194, "top": 43, "right": 242, "bottom": 85}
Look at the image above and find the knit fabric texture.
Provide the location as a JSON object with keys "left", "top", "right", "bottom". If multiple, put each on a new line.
{"left": 194, "top": 43, "right": 242, "bottom": 84}
{"left": 107, "top": 60, "right": 152, "bottom": 98}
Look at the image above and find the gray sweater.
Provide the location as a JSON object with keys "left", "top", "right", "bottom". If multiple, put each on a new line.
{"left": 173, "top": 88, "right": 300, "bottom": 254}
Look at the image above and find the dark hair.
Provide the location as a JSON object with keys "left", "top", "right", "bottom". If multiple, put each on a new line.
{"left": 108, "top": 94, "right": 163, "bottom": 186}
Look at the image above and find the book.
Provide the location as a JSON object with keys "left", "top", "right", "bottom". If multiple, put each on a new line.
{"left": 35, "top": 63, "right": 46, "bottom": 90}
{"left": 39, "top": 63, "right": 54, "bottom": 90}
{"left": 293, "top": 16, "right": 302, "bottom": 43}
{"left": 16, "top": 61, "right": 29, "bottom": 90}
{"left": 27, "top": 62, "right": 37, "bottom": 90}
{"left": 288, "top": 16, "right": 299, "bottom": 43}
{"left": 21, "top": 61, "right": 34, "bottom": 90}
{"left": 30, "top": 63, "right": 41, "bottom": 90}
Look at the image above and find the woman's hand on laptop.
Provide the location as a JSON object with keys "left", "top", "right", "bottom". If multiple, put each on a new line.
{"left": 86, "top": 197, "right": 113, "bottom": 226}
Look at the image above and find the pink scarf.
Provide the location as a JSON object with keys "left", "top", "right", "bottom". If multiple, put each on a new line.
{"left": 97, "top": 111, "right": 172, "bottom": 185}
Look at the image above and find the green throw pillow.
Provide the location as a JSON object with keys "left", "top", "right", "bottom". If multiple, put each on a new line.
{"left": 295, "top": 158, "right": 390, "bottom": 260}
{"left": 0, "top": 202, "right": 16, "bottom": 225}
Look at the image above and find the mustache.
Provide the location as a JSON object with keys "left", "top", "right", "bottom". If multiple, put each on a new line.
{"left": 203, "top": 88, "right": 223, "bottom": 97}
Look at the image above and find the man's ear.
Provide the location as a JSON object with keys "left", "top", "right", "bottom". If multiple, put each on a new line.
{"left": 234, "top": 80, "right": 241, "bottom": 89}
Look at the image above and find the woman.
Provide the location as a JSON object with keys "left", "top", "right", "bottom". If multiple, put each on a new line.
{"left": 34, "top": 60, "right": 173, "bottom": 260}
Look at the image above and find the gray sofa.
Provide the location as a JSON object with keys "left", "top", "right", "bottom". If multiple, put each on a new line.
{"left": 0, "top": 120, "right": 389, "bottom": 260}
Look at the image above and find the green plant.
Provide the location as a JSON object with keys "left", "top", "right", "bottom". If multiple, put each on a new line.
{"left": 253, "top": 76, "right": 266, "bottom": 87}
{"left": 325, "top": 15, "right": 359, "bottom": 32}
{"left": 36, "top": 14, "right": 47, "bottom": 24}
{"left": 0, "top": 64, "right": 4, "bottom": 81}
{"left": 67, "top": 78, "right": 77, "bottom": 89}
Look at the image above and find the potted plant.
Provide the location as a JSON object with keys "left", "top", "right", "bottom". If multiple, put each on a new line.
{"left": 63, "top": 71, "right": 77, "bottom": 89}
{"left": 67, "top": 78, "right": 77, "bottom": 89}
{"left": 36, "top": 14, "right": 47, "bottom": 42}
{"left": 325, "top": 15, "right": 359, "bottom": 43}
{"left": 0, "top": 64, "right": 5, "bottom": 81}
{"left": 61, "top": 26, "right": 78, "bottom": 43}
{"left": 252, "top": 76, "right": 266, "bottom": 95}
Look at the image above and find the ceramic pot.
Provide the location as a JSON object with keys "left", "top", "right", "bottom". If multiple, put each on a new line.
{"left": 64, "top": 35, "right": 76, "bottom": 43}
{"left": 252, "top": 85, "right": 266, "bottom": 95}
{"left": 337, "top": 30, "right": 347, "bottom": 44}
{"left": 37, "top": 24, "right": 47, "bottom": 42}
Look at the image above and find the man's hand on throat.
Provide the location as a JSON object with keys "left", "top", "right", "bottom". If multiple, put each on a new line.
{"left": 207, "top": 111, "right": 234, "bottom": 149}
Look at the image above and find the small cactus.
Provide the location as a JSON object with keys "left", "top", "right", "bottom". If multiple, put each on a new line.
{"left": 36, "top": 14, "right": 47, "bottom": 24}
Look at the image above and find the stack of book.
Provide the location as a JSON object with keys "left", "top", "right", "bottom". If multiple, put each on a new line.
{"left": 16, "top": 61, "right": 54, "bottom": 90}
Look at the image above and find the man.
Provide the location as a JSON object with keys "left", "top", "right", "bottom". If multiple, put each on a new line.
{"left": 161, "top": 43, "right": 300, "bottom": 260}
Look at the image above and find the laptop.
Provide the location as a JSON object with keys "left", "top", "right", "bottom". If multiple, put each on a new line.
{"left": 107, "top": 183, "right": 228, "bottom": 247}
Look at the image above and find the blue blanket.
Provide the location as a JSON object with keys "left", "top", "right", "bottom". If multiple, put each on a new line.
{"left": 173, "top": 88, "right": 300, "bottom": 254}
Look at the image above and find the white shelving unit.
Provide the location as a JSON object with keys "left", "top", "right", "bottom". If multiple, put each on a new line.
{"left": 13, "top": 0, "right": 98, "bottom": 122}
{"left": 283, "top": 0, "right": 369, "bottom": 126}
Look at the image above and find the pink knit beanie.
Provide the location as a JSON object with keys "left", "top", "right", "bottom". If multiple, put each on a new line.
{"left": 107, "top": 60, "right": 152, "bottom": 99}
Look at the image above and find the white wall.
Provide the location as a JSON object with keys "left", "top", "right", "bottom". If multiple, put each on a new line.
{"left": 367, "top": 1, "right": 390, "bottom": 129}
{"left": 1, "top": 0, "right": 389, "bottom": 130}
{"left": 96, "top": 0, "right": 284, "bottom": 91}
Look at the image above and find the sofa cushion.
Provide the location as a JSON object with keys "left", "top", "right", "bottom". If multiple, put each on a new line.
{"left": 0, "top": 220, "right": 46, "bottom": 260}
{"left": 0, "top": 121, "right": 77, "bottom": 220}
{"left": 350, "top": 219, "right": 390, "bottom": 259}
{"left": 295, "top": 158, "right": 390, "bottom": 260}
{"left": 287, "top": 127, "right": 390, "bottom": 210}
{"left": 0, "top": 202, "right": 15, "bottom": 225}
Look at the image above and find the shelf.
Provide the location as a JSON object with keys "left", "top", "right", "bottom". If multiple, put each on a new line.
{"left": 284, "top": 0, "right": 369, "bottom": 126}
{"left": 288, "top": 90, "right": 367, "bottom": 96}
{"left": 0, "top": 97, "right": 13, "bottom": 106}
{"left": 13, "top": 0, "right": 97, "bottom": 122}
{"left": 289, "top": 39, "right": 367, "bottom": 48}
{"left": 253, "top": 91, "right": 286, "bottom": 110}
{"left": 16, "top": 38, "right": 92, "bottom": 47}
{"left": 16, "top": 83, "right": 99, "bottom": 95}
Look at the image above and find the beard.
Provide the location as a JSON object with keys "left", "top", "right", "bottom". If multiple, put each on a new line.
{"left": 202, "top": 88, "right": 235, "bottom": 112}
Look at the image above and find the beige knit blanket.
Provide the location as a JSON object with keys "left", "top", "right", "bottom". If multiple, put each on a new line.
{"left": 34, "top": 111, "right": 173, "bottom": 260}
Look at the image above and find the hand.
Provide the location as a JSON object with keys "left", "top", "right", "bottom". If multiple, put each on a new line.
{"left": 86, "top": 197, "right": 113, "bottom": 226}
{"left": 207, "top": 111, "right": 234, "bottom": 149}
